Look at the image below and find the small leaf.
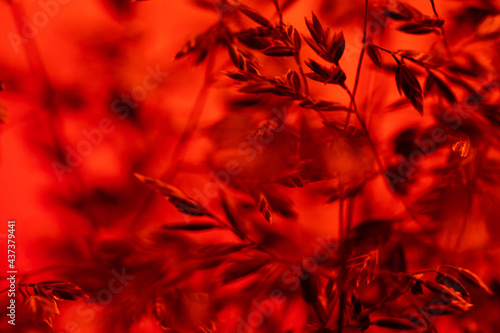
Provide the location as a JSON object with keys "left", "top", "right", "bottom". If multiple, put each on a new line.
{"left": 163, "top": 222, "right": 221, "bottom": 231}
{"left": 366, "top": 43, "right": 382, "bottom": 68}
{"left": 421, "top": 279, "right": 468, "bottom": 302}
{"left": 433, "top": 75, "right": 457, "bottom": 104}
{"left": 237, "top": 4, "right": 272, "bottom": 26}
{"left": 262, "top": 46, "right": 296, "bottom": 57}
{"left": 199, "top": 243, "right": 248, "bottom": 256}
{"left": 300, "top": 273, "right": 320, "bottom": 304}
{"left": 305, "top": 59, "right": 346, "bottom": 85}
{"left": 398, "top": 23, "right": 438, "bottom": 35}
{"left": 371, "top": 318, "right": 417, "bottom": 330}
{"left": 327, "top": 31, "right": 345, "bottom": 65}
{"left": 253, "top": 191, "right": 274, "bottom": 224}
{"left": 223, "top": 71, "right": 253, "bottom": 82}
{"left": 135, "top": 173, "right": 212, "bottom": 217}
{"left": 24, "top": 296, "right": 60, "bottom": 329}
{"left": 221, "top": 195, "right": 248, "bottom": 240}
{"left": 48, "top": 282, "right": 88, "bottom": 301}
{"left": 439, "top": 266, "right": 494, "bottom": 295}
{"left": 286, "top": 69, "right": 301, "bottom": 93}
{"left": 436, "top": 273, "right": 470, "bottom": 298}
{"left": 222, "top": 260, "right": 266, "bottom": 283}
{"left": 395, "top": 64, "right": 423, "bottom": 114}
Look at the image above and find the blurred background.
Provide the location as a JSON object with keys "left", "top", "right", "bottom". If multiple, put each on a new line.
{"left": 0, "top": 0, "right": 499, "bottom": 332}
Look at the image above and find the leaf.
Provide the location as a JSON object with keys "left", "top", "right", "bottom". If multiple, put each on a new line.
{"left": 47, "top": 282, "right": 88, "bottom": 301}
{"left": 239, "top": 82, "right": 277, "bottom": 94}
{"left": 395, "top": 64, "right": 423, "bottom": 114}
{"left": 262, "top": 46, "right": 296, "bottom": 57}
{"left": 327, "top": 31, "right": 345, "bottom": 65}
{"left": 397, "top": 23, "right": 438, "bottom": 35}
{"left": 24, "top": 296, "right": 60, "bottom": 329}
{"left": 221, "top": 194, "right": 248, "bottom": 240}
{"left": 237, "top": 30, "right": 272, "bottom": 50}
{"left": 0, "top": 104, "right": 8, "bottom": 123}
{"left": 199, "top": 243, "right": 248, "bottom": 256}
{"left": 366, "top": 43, "right": 382, "bottom": 68}
{"left": 260, "top": 186, "right": 298, "bottom": 219}
{"left": 286, "top": 69, "right": 301, "bottom": 93}
{"left": 438, "top": 266, "right": 494, "bottom": 295}
{"left": 305, "top": 59, "right": 346, "bottom": 85}
{"left": 222, "top": 259, "right": 266, "bottom": 283}
{"left": 162, "top": 222, "right": 222, "bottom": 231}
{"left": 433, "top": 75, "right": 457, "bottom": 104}
{"left": 305, "top": 13, "right": 324, "bottom": 45}
{"left": 304, "top": 14, "right": 344, "bottom": 65}
{"left": 300, "top": 273, "right": 320, "bottom": 304}
{"left": 253, "top": 191, "right": 274, "bottom": 224}
{"left": 411, "top": 280, "right": 424, "bottom": 295}
{"left": 237, "top": 4, "right": 272, "bottom": 26}
{"left": 300, "top": 99, "right": 350, "bottom": 112}
{"left": 378, "top": 1, "right": 424, "bottom": 21}
{"left": 420, "top": 279, "right": 468, "bottom": 302}
{"left": 175, "top": 27, "right": 221, "bottom": 64}
{"left": 300, "top": 272, "right": 327, "bottom": 323}
{"left": 223, "top": 70, "right": 253, "bottom": 82}
{"left": 290, "top": 26, "right": 302, "bottom": 51}
{"left": 135, "top": 173, "right": 212, "bottom": 217}
{"left": 371, "top": 318, "right": 417, "bottom": 330}
{"left": 436, "top": 273, "right": 470, "bottom": 299}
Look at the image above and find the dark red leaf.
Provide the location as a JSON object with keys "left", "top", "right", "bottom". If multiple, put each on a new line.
{"left": 262, "top": 46, "right": 296, "bottom": 57}
{"left": 135, "top": 173, "right": 213, "bottom": 217}
{"left": 253, "top": 191, "right": 274, "bottom": 224}
{"left": 162, "top": 222, "right": 221, "bottom": 231}
{"left": 366, "top": 43, "right": 382, "bottom": 68}
{"left": 438, "top": 266, "right": 494, "bottom": 295}
{"left": 395, "top": 64, "right": 423, "bottom": 114}
{"left": 371, "top": 318, "right": 417, "bottom": 330}
{"left": 237, "top": 4, "right": 272, "bottom": 27}
{"left": 397, "top": 23, "right": 438, "bottom": 35}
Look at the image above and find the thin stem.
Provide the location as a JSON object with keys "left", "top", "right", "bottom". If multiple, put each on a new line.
{"left": 131, "top": 52, "right": 216, "bottom": 230}
{"left": 344, "top": 0, "right": 369, "bottom": 129}
{"left": 429, "top": 0, "right": 452, "bottom": 59}
{"left": 166, "top": 52, "right": 216, "bottom": 183}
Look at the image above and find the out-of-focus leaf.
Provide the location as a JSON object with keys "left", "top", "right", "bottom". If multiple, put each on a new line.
{"left": 24, "top": 296, "right": 60, "bottom": 329}
{"left": 47, "top": 282, "right": 88, "bottom": 301}
{"left": 438, "top": 266, "right": 494, "bottom": 295}
{"left": 135, "top": 173, "right": 213, "bottom": 217}
{"left": 371, "top": 318, "right": 417, "bottom": 330}
{"left": 236, "top": 4, "right": 272, "bottom": 26}
{"left": 221, "top": 259, "right": 267, "bottom": 284}
{"left": 0, "top": 104, "right": 8, "bottom": 123}
{"left": 199, "top": 243, "right": 248, "bottom": 256}
{"left": 262, "top": 46, "right": 296, "bottom": 57}
{"left": 162, "top": 222, "right": 222, "bottom": 231}
{"left": 253, "top": 191, "right": 274, "bottom": 224}
{"left": 436, "top": 272, "right": 470, "bottom": 299}
{"left": 425, "top": 73, "right": 457, "bottom": 104}
{"left": 397, "top": 23, "right": 438, "bottom": 35}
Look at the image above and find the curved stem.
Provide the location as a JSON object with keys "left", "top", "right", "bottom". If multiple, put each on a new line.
{"left": 131, "top": 53, "right": 216, "bottom": 230}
